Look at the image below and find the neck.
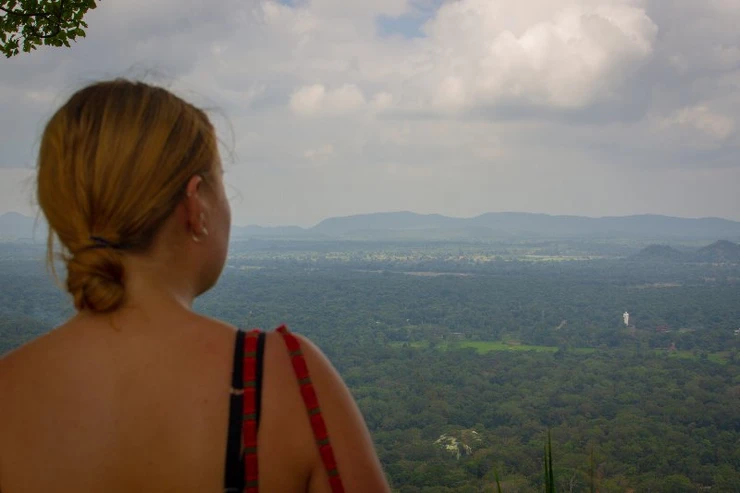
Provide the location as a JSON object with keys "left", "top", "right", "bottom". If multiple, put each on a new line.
{"left": 121, "top": 251, "right": 198, "bottom": 312}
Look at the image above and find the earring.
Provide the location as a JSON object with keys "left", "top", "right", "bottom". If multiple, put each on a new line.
{"left": 192, "top": 212, "right": 208, "bottom": 243}
{"left": 199, "top": 213, "right": 209, "bottom": 237}
{"left": 193, "top": 226, "right": 208, "bottom": 243}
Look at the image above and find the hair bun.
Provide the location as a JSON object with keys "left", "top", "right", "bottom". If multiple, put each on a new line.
{"left": 66, "top": 248, "right": 126, "bottom": 313}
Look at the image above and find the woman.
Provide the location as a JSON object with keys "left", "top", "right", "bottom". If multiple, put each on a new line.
{"left": 0, "top": 80, "right": 389, "bottom": 493}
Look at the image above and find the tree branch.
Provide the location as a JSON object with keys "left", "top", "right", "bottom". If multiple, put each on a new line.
{"left": 0, "top": 6, "right": 51, "bottom": 19}
{"left": 57, "top": 0, "right": 67, "bottom": 22}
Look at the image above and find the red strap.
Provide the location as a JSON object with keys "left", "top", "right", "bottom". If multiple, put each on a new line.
{"left": 277, "top": 325, "right": 345, "bottom": 493}
{"left": 242, "top": 329, "right": 261, "bottom": 493}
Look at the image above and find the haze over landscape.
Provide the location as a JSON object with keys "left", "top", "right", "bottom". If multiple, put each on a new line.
{"left": 2, "top": 0, "right": 740, "bottom": 226}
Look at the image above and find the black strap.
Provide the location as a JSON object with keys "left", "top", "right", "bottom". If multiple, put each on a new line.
{"left": 223, "top": 330, "right": 267, "bottom": 492}
{"left": 255, "top": 331, "right": 266, "bottom": 426}
{"left": 224, "top": 330, "right": 245, "bottom": 491}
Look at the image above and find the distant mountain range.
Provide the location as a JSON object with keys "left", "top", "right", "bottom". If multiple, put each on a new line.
{"left": 4, "top": 210, "right": 740, "bottom": 242}
{"left": 236, "top": 211, "right": 740, "bottom": 241}
{"left": 631, "top": 240, "right": 740, "bottom": 263}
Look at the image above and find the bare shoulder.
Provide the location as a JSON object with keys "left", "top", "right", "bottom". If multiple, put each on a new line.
{"left": 0, "top": 328, "right": 60, "bottom": 401}
{"left": 287, "top": 332, "right": 391, "bottom": 493}
{"left": 0, "top": 346, "right": 16, "bottom": 411}
{"left": 0, "top": 347, "right": 17, "bottom": 397}
{"left": 0, "top": 330, "right": 61, "bottom": 475}
{"left": 183, "top": 314, "right": 239, "bottom": 353}
{"left": 0, "top": 347, "right": 17, "bottom": 457}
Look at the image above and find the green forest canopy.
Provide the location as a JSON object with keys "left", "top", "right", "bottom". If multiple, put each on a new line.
{"left": 2, "top": 240, "right": 739, "bottom": 490}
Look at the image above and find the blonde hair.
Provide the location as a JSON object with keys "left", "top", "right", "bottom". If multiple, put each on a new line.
{"left": 36, "top": 79, "right": 218, "bottom": 313}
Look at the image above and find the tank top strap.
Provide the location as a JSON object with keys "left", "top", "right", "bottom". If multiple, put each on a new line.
{"left": 276, "top": 325, "right": 346, "bottom": 493}
{"left": 223, "top": 330, "right": 245, "bottom": 492}
{"left": 242, "top": 329, "right": 263, "bottom": 493}
{"left": 224, "top": 328, "right": 265, "bottom": 493}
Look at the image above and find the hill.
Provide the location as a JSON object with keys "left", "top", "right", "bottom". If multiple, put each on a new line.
{"left": 312, "top": 211, "right": 459, "bottom": 236}
{"left": 692, "top": 240, "right": 740, "bottom": 263}
{"left": 630, "top": 244, "right": 688, "bottom": 262}
{"left": 630, "top": 240, "right": 740, "bottom": 263}
{"left": 309, "top": 212, "right": 740, "bottom": 241}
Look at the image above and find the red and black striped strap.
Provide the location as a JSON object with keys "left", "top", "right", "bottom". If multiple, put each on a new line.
{"left": 224, "top": 329, "right": 264, "bottom": 493}
{"left": 233, "top": 326, "right": 345, "bottom": 493}
{"left": 276, "top": 325, "right": 345, "bottom": 493}
{"left": 242, "top": 329, "right": 262, "bottom": 493}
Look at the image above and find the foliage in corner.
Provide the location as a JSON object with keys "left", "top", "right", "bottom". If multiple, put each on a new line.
{"left": 0, "top": 0, "right": 98, "bottom": 57}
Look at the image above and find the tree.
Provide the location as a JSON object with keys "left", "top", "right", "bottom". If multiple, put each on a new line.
{"left": 0, "top": 0, "right": 98, "bottom": 58}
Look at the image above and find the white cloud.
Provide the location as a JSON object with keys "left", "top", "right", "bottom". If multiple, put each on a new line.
{"left": 290, "top": 83, "right": 367, "bottom": 115}
{"left": 307, "top": 0, "right": 409, "bottom": 18}
{"left": 290, "top": 85, "right": 328, "bottom": 115}
{"left": 708, "top": 0, "right": 740, "bottom": 15}
{"left": 657, "top": 105, "right": 736, "bottom": 143}
{"left": 407, "top": 0, "right": 658, "bottom": 111}
{"left": 24, "top": 90, "right": 57, "bottom": 105}
{"left": 327, "top": 84, "right": 367, "bottom": 113}
{"left": 371, "top": 91, "right": 394, "bottom": 111}
{"left": 275, "top": 0, "right": 659, "bottom": 115}
{"left": 260, "top": 1, "right": 320, "bottom": 40}
{"left": 303, "top": 144, "right": 335, "bottom": 161}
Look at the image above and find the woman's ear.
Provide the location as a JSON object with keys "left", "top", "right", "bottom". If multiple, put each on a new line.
{"left": 184, "top": 174, "right": 205, "bottom": 235}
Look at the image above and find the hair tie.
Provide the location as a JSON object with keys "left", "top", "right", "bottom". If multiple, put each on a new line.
{"left": 88, "top": 235, "right": 124, "bottom": 250}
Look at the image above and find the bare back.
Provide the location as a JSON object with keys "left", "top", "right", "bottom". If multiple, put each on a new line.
{"left": 0, "top": 312, "right": 387, "bottom": 492}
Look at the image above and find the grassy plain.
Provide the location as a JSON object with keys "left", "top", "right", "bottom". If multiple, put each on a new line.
{"left": 391, "top": 340, "right": 731, "bottom": 363}
{"left": 391, "top": 340, "right": 594, "bottom": 354}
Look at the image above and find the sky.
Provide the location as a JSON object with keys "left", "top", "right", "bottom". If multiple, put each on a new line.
{"left": 1, "top": 0, "right": 740, "bottom": 227}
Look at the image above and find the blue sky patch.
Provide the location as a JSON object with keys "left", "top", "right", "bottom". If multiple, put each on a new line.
{"left": 377, "top": 12, "right": 430, "bottom": 39}
{"left": 376, "top": 0, "right": 445, "bottom": 39}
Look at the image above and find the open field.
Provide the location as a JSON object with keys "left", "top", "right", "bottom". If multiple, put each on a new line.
{"left": 390, "top": 340, "right": 594, "bottom": 354}
{"left": 457, "top": 340, "right": 597, "bottom": 354}
{"left": 657, "top": 349, "right": 732, "bottom": 365}
{"left": 391, "top": 340, "right": 731, "bottom": 363}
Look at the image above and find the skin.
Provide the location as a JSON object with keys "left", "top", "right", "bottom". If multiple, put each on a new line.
{"left": 0, "top": 162, "right": 389, "bottom": 492}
